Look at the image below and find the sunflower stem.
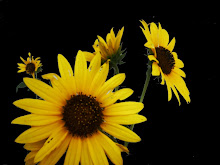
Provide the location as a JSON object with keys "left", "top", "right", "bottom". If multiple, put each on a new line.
{"left": 124, "top": 60, "right": 152, "bottom": 147}
{"left": 112, "top": 63, "right": 120, "bottom": 91}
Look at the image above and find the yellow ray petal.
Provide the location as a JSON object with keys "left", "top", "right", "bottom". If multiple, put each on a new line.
{"left": 175, "top": 58, "right": 184, "bottom": 68}
{"left": 165, "top": 75, "right": 181, "bottom": 105}
{"left": 115, "top": 27, "right": 124, "bottom": 51}
{"left": 144, "top": 41, "right": 155, "bottom": 49}
{"left": 96, "top": 73, "right": 125, "bottom": 100}
{"left": 34, "top": 126, "right": 68, "bottom": 163}
{"left": 83, "top": 51, "right": 95, "bottom": 62}
{"left": 172, "top": 67, "right": 186, "bottom": 78}
{"left": 64, "top": 136, "right": 82, "bottom": 165}
{"left": 152, "top": 62, "right": 160, "bottom": 76}
{"left": 169, "top": 72, "right": 190, "bottom": 104}
{"left": 87, "top": 52, "right": 101, "bottom": 81}
{"left": 97, "top": 131, "right": 123, "bottom": 165}
{"left": 13, "top": 99, "right": 62, "bottom": 115}
{"left": 103, "top": 101, "right": 144, "bottom": 116}
{"left": 167, "top": 37, "right": 176, "bottom": 52}
{"left": 15, "top": 121, "right": 64, "bottom": 144}
{"left": 150, "top": 22, "right": 159, "bottom": 47}
{"left": 140, "top": 20, "right": 152, "bottom": 42}
{"left": 24, "top": 140, "right": 46, "bottom": 151}
{"left": 74, "top": 50, "right": 87, "bottom": 93}
{"left": 100, "top": 88, "right": 133, "bottom": 107}
{"left": 11, "top": 114, "right": 62, "bottom": 126}
{"left": 148, "top": 55, "right": 159, "bottom": 63}
{"left": 104, "top": 114, "right": 147, "bottom": 125}
{"left": 101, "top": 122, "right": 141, "bottom": 142}
{"left": 81, "top": 139, "right": 93, "bottom": 165}
{"left": 40, "top": 134, "right": 71, "bottom": 165}
{"left": 97, "top": 35, "right": 108, "bottom": 48}
{"left": 25, "top": 151, "right": 38, "bottom": 162}
{"left": 23, "top": 78, "right": 65, "bottom": 106}
{"left": 88, "top": 61, "right": 109, "bottom": 96}
{"left": 58, "top": 54, "right": 73, "bottom": 79}
{"left": 159, "top": 29, "right": 169, "bottom": 48}
{"left": 86, "top": 134, "right": 108, "bottom": 165}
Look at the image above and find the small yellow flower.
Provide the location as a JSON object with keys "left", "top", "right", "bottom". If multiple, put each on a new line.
{"left": 12, "top": 51, "right": 146, "bottom": 164}
{"left": 83, "top": 27, "right": 125, "bottom": 63}
{"left": 140, "top": 20, "right": 190, "bottom": 105}
{"left": 17, "top": 52, "right": 42, "bottom": 78}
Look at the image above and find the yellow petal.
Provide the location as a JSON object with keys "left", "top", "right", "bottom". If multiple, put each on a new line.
{"left": 140, "top": 20, "right": 152, "bottom": 42}
{"left": 34, "top": 126, "right": 68, "bottom": 163}
{"left": 152, "top": 62, "right": 160, "bottom": 76}
{"left": 23, "top": 78, "right": 65, "bottom": 106}
{"left": 81, "top": 139, "right": 93, "bottom": 165}
{"left": 172, "top": 67, "right": 186, "bottom": 78}
{"left": 167, "top": 37, "right": 176, "bottom": 52}
{"left": 144, "top": 41, "right": 155, "bottom": 49}
{"left": 148, "top": 55, "right": 159, "bottom": 63}
{"left": 159, "top": 29, "right": 169, "bottom": 47}
{"left": 24, "top": 140, "right": 46, "bottom": 151}
{"left": 96, "top": 73, "right": 125, "bottom": 101}
{"left": 103, "top": 102, "right": 144, "bottom": 116}
{"left": 100, "top": 88, "right": 133, "bottom": 107}
{"left": 175, "top": 59, "right": 184, "bottom": 68}
{"left": 11, "top": 114, "right": 62, "bottom": 126}
{"left": 97, "top": 35, "right": 108, "bottom": 48}
{"left": 64, "top": 136, "right": 82, "bottom": 165}
{"left": 25, "top": 151, "right": 38, "bottom": 162}
{"left": 86, "top": 134, "right": 109, "bottom": 165}
{"left": 74, "top": 50, "right": 87, "bottom": 93}
{"left": 104, "top": 114, "right": 147, "bottom": 125}
{"left": 97, "top": 131, "right": 123, "bottom": 165}
{"left": 58, "top": 54, "right": 73, "bottom": 79}
{"left": 150, "top": 22, "right": 159, "bottom": 47}
{"left": 165, "top": 75, "right": 181, "bottom": 105}
{"left": 88, "top": 61, "right": 109, "bottom": 96}
{"left": 13, "top": 99, "right": 61, "bottom": 115}
{"left": 101, "top": 122, "right": 141, "bottom": 142}
{"left": 115, "top": 27, "right": 124, "bottom": 51}
{"left": 83, "top": 51, "right": 95, "bottom": 62}
{"left": 15, "top": 121, "right": 64, "bottom": 143}
{"left": 40, "top": 134, "right": 72, "bottom": 165}
{"left": 169, "top": 72, "right": 191, "bottom": 104}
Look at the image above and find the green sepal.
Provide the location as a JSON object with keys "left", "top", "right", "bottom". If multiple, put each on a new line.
{"left": 16, "top": 81, "right": 27, "bottom": 93}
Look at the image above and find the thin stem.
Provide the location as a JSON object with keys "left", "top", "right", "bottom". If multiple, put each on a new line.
{"left": 124, "top": 60, "right": 152, "bottom": 147}
{"left": 113, "top": 64, "right": 120, "bottom": 91}
{"left": 139, "top": 60, "right": 152, "bottom": 103}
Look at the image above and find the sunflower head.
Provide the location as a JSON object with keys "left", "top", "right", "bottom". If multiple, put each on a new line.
{"left": 17, "top": 52, "right": 42, "bottom": 78}
{"left": 12, "top": 51, "right": 146, "bottom": 164}
{"left": 140, "top": 20, "right": 190, "bottom": 105}
{"left": 83, "top": 27, "right": 126, "bottom": 69}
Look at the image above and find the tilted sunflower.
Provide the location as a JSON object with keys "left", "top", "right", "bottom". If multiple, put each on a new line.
{"left": 83, "top": 27, "right": 125, "bottom": 68}
{"left": 12, "top": 51, "right": 146, "bottom": 165}
{"left": 140, "top": 20, "right": 190, "bottom": 105}
{"left": 17, "top": 52, "right": 42, "bottom": 78}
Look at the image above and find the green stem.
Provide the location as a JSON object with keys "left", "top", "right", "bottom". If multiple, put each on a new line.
{"left": 124, "top": 60, "right": 152, "bottom": 147}
{"left": 113, "top": 64, "right": 120, "bottom": 91}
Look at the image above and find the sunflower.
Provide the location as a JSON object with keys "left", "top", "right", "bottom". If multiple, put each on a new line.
{"left": 17, "top": 52, "right": 42, "bottom": 78}
{"left": 12, "top": 51, "right": 146, "bottom": 165}
{"left": 140, "top": 20, "right": 190, "bottom": 105}
{"left": 83, "top": 27, "right": 125, "bottom": 65}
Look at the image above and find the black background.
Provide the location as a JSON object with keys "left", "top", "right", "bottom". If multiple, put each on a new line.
{"left": 3, "top": 0, "right": 219, "bottom": 164}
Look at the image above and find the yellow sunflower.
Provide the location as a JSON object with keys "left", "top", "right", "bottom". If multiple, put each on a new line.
{"left": 12, "top": 51, "right": 146, "bottom": 165}
{"left": 140, "top": 20, "right": 190, "bottom": 105}
{"left": 17, "top": 52, "right": 42, "bottom": 78}
{"left": 83, "top": 27, "right": 125, "bottom": 63}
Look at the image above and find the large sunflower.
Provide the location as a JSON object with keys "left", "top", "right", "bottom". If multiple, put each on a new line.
{"left": 12, "top": 51, "right": 146, "bottom": 164}
{"left": 17, "top": 52, "right": 42, "bottom": 78}
{"left": 140, "top": 20, "right": 190, "bottom": 105}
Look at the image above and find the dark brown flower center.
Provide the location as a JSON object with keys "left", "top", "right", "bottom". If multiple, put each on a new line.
{"left": 155, "top": 46, "right": 175, "bottom": 75}
{"left": 62, "top": 93, "right": 104, "bottom": 138}
{"left": 26, "top": 63, "right": 35, "bottom": 74}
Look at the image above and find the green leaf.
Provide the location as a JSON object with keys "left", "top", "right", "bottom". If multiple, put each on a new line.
{"left": 16, "top": 81, "right": 27, "bottom": 93}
